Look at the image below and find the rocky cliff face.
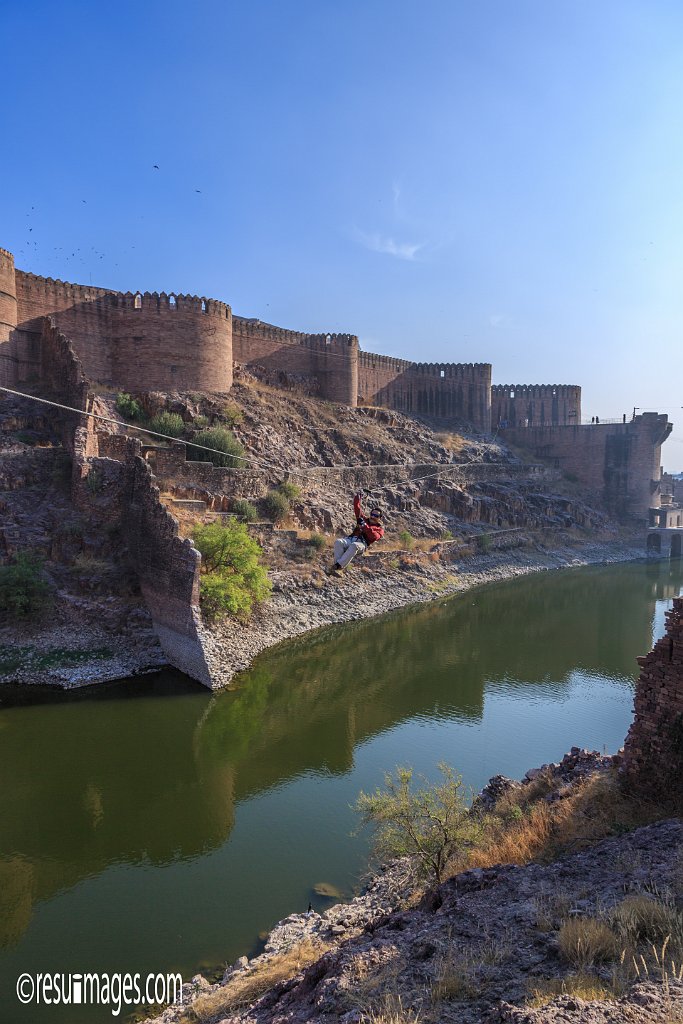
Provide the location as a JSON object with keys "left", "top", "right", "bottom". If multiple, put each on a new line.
{"left": 145, "top": 752, "right": 683, "bottom": 1024}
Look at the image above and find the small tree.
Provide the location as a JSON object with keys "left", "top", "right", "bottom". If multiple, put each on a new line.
{"left": 193, "top": 520, "right": 271, "bottom": 621}
{"left": 0, "top": 552, "right": 53, "bottom": 619}
{"left": 398, "top": 530, "right": 415, "bottom": 550}
{"left": 192, "top": 427, "right": 245, "bottom": 468}
{"left": 355, "top": 764, "right": 479, "bottom": 885}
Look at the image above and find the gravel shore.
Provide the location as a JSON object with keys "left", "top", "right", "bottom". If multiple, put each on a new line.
{"left": 0, "top": 536, "right": 645, "bottom": 690}
{"left": 197, "top": 536, "right": 646, "bottom": 688}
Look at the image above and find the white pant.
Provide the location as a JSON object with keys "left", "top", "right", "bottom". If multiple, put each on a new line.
{"left": 334, "top": 537, "right": 366, "bottom": 568}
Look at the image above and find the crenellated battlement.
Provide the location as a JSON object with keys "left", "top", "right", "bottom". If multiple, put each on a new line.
{"left": 491, "top": 382, "right": 581, "bottom": 428}
{"left": 358, "top": 350, "right": 412, "bottom": 372}
{"left": 492, "top": 384, "right": 581, "bottom": 396}
{"left": 111, "top": 290, "right": 230, "bottom": 318}
{"left": 17, "top": 270, "right": 112, "bottom": 301}
{"left": 410, "top": 361, "right": 491, "bottom": 380}
{"left": 232, "top": 316, "right": 355, "bottom": 347}
{"left": 0, "top": 246, "right": 591, "bottom": 436}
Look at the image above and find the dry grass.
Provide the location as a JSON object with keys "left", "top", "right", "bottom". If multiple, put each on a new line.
{"left": 344, "top": 950, "right": 407, "bottom": 1015}
{"left": 435, "top": 431, "right": 467, "bottom": 455}
{"left": 360, "top": 994, "right": 422, "bottom": 1023}
{"left": 179, "top": 939, "right": 329, "bottom": 1024}
{"left": 557, "top": 917, "right": 621, "bottom": 968}
{"left": 526, "top": 972, "right": 614, "bottom": 1007}
{"left": 430, "top": 951, "right": 480, "bottom": 1001}
{"left": 447, "top": 768, "right": 668, "bottom": 878}
{"left": 535, "top": 891, "right": 574, "bottom": 931}
{"left": 610, "top": 894, "right": 683, "bottom": 948}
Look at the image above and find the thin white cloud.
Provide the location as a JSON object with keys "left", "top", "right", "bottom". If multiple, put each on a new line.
{"left": 354, "top": 228, "right": 424, "bottom": 261}
{"left": 489, "top": 313, "right": 516, "bottom": 329}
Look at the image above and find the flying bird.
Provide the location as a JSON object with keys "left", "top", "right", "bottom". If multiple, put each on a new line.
{"left": 195, "top": 189, "right": 201, "bottom": 193}
{"left": 153, "top": 164, "right": 159, "bottom": 170}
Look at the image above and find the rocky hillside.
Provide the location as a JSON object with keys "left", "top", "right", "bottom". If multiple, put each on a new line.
{"left": 0, "top": 372, "right": 636, "bottom": 688}
{"left": 0, "top": 391, "right": 165, "bottom": 686}
{"left": 146, "top": 753, "right": 683, "bottom": 1024}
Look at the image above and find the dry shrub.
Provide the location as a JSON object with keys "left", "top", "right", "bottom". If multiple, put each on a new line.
{"left": 557, "top": 917, "right": 621, "bottom": 968}
{"left": 526, "top": 972, "right": 613, "bottom": 1007}
{"left": 610, "top": 895, "right": 683, "bottom": 947}
{"left": 180, "top": 940, "right": 328, "bottom": 1023}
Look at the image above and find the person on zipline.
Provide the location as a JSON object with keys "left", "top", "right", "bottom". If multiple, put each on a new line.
{"left": 329, "top": 492, "right": 384, "bottom": 573}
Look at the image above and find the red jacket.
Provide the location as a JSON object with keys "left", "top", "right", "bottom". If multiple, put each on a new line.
{"left": 351, "top": 494, "right": 384, "bottom": 546}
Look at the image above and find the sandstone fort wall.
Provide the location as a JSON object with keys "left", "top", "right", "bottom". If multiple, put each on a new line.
{"left": 501, "top": 413, "right": 672, "bottom": 516}
{"left": 491, "top": 384, "right": 581, "bottom": 427}
{"left": 10, "top": 270, "right": 233, "bottom": 393}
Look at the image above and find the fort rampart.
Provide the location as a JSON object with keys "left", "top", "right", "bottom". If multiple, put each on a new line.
{"left": 232, "top": 316, "right": 358, "bottom": 405}
{"left": 360, "top": 354, "right": 492, "bottom": 430}
{"left": 491, "top": 384, "right": 581, "bottom": 427}
{"left": 500, "top": 414, "right": 672, "bottom": 517}
{"left": 0, "top": 248, "right": 494, "bottom": 430}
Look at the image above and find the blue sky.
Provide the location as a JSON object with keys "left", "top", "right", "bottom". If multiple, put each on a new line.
{"left": 2, "top": 0, "right": 682, "bottom": 470}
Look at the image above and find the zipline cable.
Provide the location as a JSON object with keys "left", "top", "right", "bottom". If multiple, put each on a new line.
{"left": 0, "top": 385, "right": 500, "bottom": 486}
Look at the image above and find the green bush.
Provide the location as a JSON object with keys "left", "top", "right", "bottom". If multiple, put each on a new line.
{"left": 222, "top": 402, "right": 244, "bottom": 427}
{"left": 193, "top": 520, "right": 271, "bottom": 622}
{"left": 263, "top": 490, "right": 290, "bottom": 524}
{"left": 192, "top": 414, "right": 209, "bottom": 429}
{"left": 398, "top": 529, "right": 415, "bottom": 550}
{"left": 0, "top": 552, "right": 53, "bottom": 619}
{"left": 191, "top": 427, "right": 246, "bottom": 468}
{"left": 308, "top": 533, "right": 327, "bottom": 550}
{"left": 115, "top": 392, "right": 143, "bottom": 421}
{"left": 231, "top": 498, "right": 258, "bottom": 522}
{"left": 476, "top": 533, "right": 492, "bottom": 552}
{"left": 276, "top": 481, "right": 300, "bottom": 501}
{"left": 148, "top": 411, "right": 185, "bottom": 438}
{"left": 355, "top": 764, "right": 480, "bottom": 885}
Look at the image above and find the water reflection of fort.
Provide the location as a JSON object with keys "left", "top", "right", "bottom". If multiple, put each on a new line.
{"left": 0, "top": 561, "right": 680, "bottom": 948}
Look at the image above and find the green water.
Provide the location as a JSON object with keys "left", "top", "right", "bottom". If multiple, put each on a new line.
{"left": 0, "top": 560, "right": 681, "bottom": 1023}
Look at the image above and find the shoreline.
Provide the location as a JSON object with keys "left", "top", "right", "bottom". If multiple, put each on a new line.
{"left": 195, "top": 533, "right": 647, "bottom": 689}
{"left": 0, "top": 534, "right": 649, "bottom": 692}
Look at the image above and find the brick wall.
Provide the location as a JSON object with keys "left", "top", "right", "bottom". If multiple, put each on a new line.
{"left": 358, "top": 352, "right": 492, "bottom": 431}
{"left": 14, "top": 272, "right": 232, "bottom": 393}
{"left": 491, "top": 384, "right": 581, "bottom": 427}
{"left": 620, "top": 596, "right": 683, "bottom": 806}
{"left": 0, "top": 249, "right": 17, "bottom": 387}
{"left": 232, "top": 317, "right": 358, "bottom": 404}
{"left": 501, "top": 413, "right": 672, "bottom": 517}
